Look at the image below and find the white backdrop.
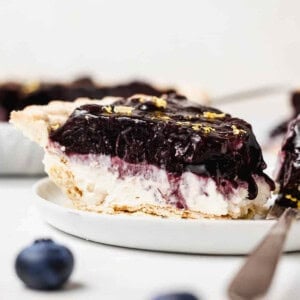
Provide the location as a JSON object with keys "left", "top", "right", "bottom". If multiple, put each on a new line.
{"left": 0, "top": 0, "right": 299, "bottom": 96}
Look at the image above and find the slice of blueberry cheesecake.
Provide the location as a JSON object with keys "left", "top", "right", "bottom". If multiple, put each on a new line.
{"left": 275, "top": 115, "right": 300, "bottom": 209}
{"left": 11, "top": 95, "right": 274, "bottom": 219}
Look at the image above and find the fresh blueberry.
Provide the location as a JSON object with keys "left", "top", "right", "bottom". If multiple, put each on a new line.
{"left": 152, "top": 292, "right": 199, "bottom": 300}
{"left": 15, "top": 239, "right": 74, "bottom": 290}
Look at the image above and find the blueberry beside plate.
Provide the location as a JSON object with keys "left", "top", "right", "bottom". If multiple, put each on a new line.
{"left": 152, "top": 292, "right": 199, "bottom": 300}
{"left": 15, "top": 239, "right": 74, "bottom": 290}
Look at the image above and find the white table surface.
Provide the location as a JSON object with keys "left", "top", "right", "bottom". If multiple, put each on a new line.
{"left": 1, "top": 177, "right": 300, "bottom": 300}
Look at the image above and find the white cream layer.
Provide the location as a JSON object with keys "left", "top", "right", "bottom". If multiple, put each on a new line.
{"left": 44, "top": 150, "right": 272, "bottom": 218}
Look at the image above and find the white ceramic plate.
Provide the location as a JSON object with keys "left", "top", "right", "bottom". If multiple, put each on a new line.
{"left": 34, "top": 178, "right": 300, "bottom": 255}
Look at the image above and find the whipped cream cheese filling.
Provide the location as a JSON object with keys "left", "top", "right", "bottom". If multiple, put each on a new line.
{"left": 44, "top": 145, "right": 272, "bottom": 219}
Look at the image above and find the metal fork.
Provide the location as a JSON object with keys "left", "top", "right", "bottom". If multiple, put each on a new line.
{"left": 227, "top": 206, "right": 298, "bottom": 300}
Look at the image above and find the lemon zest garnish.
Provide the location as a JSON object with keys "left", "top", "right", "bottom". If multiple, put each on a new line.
{"left": 153, "top": 97, "right": 167, "bottom": 109}
{"left": 192, "top": 123, "right": 215, "bottom": 133}
{"left": 203, "top": 111, "right": 225, "bottom": 119}
{"left": 102, "top": 106, "right": 112, "bottom": 114}
{"left": 232, "top": 125, "right": 246, "bottom": 135}
{"left": 192, "top": 123, "right": 202, "bottom": 131}
{"left": 129, "top": 95, "right": 167, "bottom": 109}
{"left": 114, "top": 106, "right": 134, "bottom": 115}
{"left": 202, "top": 126, "right": 215, "bottom": 134}
{"left": 285, "top": 194, "right": 299, "bottom": 202}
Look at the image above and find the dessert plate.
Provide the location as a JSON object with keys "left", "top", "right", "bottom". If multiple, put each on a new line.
{"left": 34, "top": 178, "right": 300, "bottom": 255}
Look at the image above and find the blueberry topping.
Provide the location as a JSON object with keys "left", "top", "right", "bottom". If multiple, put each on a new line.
{"left": 275, "top": 115, "right": 300, "bottom": 208}
{"left": 15, "top": 239, "right": 74, "bottom": 290}
{"left": 152, "top": 292, "right": 199, "bottom": 300}
{"left": 50, "top": 95, "right": 274, "bottom": 199}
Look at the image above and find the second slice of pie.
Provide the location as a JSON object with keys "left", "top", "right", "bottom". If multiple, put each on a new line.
{"left": 275, "top": 115, "right": 300, "bottom": 209}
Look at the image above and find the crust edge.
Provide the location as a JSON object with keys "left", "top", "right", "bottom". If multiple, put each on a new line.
{"left": 9, "top": 97, "right": 119, "bottom": 146}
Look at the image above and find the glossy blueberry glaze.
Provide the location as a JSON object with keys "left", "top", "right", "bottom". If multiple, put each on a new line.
{"left": 50, "top": 95, "right": 274, "bottom": 200}
{"left": 276, "top": 115, "right": 300, "bottom": 208}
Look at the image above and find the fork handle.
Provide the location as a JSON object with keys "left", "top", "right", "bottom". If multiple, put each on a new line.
{"left": 228, "top": 208, "right": 296, "bottom": 300}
